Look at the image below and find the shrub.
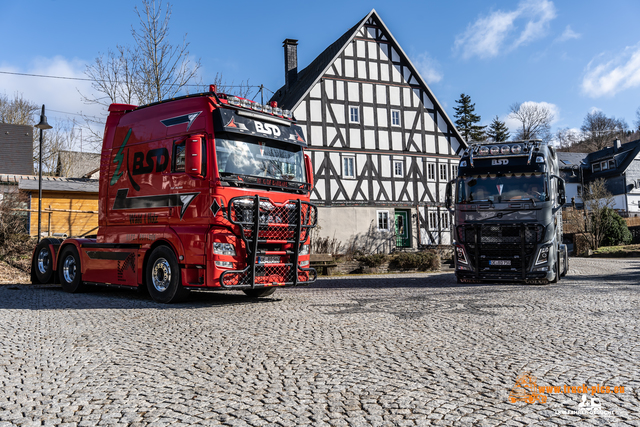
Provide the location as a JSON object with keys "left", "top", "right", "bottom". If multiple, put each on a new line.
{"left": 600, "top": 208, "right": 632, "bottom": 246}
{"left": 391, "top": 251, "right": 441, "bottom": 271}
{"left": 355, "top": 253, "right": 388, "bottom": 267}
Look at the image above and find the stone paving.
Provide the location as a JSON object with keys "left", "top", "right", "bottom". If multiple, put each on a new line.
{"left": 0, "top": 257, "right": 639, "bottom": 426}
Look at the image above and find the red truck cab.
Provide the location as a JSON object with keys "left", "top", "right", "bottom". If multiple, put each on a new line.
{"left": 32, "top": 87, "right": 317, "bottom": 302}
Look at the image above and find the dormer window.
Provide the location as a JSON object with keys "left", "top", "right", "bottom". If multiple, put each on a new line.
{"left": 592, "top": 163, "right": 601, "bottom": 173}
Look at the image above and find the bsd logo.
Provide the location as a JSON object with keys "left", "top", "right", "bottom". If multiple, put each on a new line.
{"left": 255, "top": 121, "right": 281, "bottom": 137}
{"left": 492, "top": 159, "right": 509, "bottom": 165}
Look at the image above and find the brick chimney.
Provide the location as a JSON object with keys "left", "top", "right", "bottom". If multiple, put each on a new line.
{"left": 283, "top": 39, "right": 298, "bottom": 91}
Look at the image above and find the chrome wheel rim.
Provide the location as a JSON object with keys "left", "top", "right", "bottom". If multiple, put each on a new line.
{"left": 151, "top": 258, "right": 171, "bottom": 292}
{"left": 62, "top": 255, "right": 77, "bottom": 283}
{"left": 37, "top": 248, "right": 50, "bottom": 274}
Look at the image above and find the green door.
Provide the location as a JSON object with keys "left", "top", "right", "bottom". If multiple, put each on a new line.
{"left": 395, "top": 210, "right": 410, "bottom": 248}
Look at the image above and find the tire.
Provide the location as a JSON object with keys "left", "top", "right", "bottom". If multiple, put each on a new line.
{"left": 58, "top": 246, "right": 85, "bottom": 293}
{"left": 146, "top": 246, "right": 188, "bottom": 303}
{"left": 243, "top": 287, "right": 277, "bottom": 298}
{"left": 560, "top": 248, "right": 568, "bottom": 277}
{"left": 33, "top": 240, "right": 54, "bottom": 284}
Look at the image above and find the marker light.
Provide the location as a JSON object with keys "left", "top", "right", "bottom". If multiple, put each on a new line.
{"left": 263, "top": 104, "right": 273, "bottom": 114}
{"left": 251, "top": 102, "right": 263, "bottom": 112}
{"left": 227, "top": 96, "right": 241, "bottom": 107}
{"left": 490, "top": 146, "right": 500, "bottom": 155}
{"left": 240, "top": 99, "right": 252, "bottom": 109}
{"left": 274, "top": 107, "right": 283, "bottom": 116}
{"left": 283, "top": 110, "right": 292, "bottom": 119}
{"left": 511, "top": 144, "right": 522, "bottom": 154}
{"left": 536, "top": 156, "right": 545, "bottom": 163}
{"left": 478, "top": 146, "right": 490, "bottom": 156}
{"left": 500, "top": 145, "right": 511, "bottom": 155}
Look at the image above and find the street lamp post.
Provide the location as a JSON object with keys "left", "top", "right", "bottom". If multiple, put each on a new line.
{"left": 34, "top": 105, "right": 52, "bottom": 243}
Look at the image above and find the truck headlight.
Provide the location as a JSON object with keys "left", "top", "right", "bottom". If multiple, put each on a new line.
{"left": 455, "top": 245, "right": 468, "bottom": 265}
{"left": 300, "top": 245, "right": 310, "bottom": 256}
{"left": 535, "top": 246, "right": 550, "bottom": 265}
{"left": 214, "top": 242, "right": 236, "bottom": 256}
{"left": 215, "top": 261, "right": 233, "bottom": 268}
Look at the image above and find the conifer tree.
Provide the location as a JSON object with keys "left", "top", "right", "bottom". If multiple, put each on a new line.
{"left": 486, "top": 116, "right": 510, "bottom": 141}
{"left": 453, "top": 93, "right": 485, "bottom": 142}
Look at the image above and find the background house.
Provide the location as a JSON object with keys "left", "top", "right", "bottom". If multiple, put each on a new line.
{"left": 56, "top": 150, "right": 101, "bottom": 179}
{"left": 560, "top": 139, "right": 640, "bottom": 216}
{"left": 270, "top": 9, "right": 465, "bottom": 253}
{"left": 0, "top": 123, "right": 33, "bottom": 175}
{"left": 18, "top": 177, "right": 98, "bottom": 238}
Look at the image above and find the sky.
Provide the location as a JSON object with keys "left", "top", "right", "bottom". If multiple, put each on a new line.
{"left": 2, "top": 0, "right": 640, "bottom": 151}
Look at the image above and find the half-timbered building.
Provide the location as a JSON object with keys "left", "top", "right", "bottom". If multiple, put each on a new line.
{"left": 271, "top": 10, "right": 466, "bottom": 252}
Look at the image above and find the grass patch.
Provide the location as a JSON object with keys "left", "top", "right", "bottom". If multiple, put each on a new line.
{"left": 592, "top": 244, "right": 640, "bottom": 257}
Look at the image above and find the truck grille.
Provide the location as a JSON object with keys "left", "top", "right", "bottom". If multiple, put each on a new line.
{"left": 220, "top": 196, "right": 317, "bottom": 288}
{"left": 460, "top": 224, "right": 542, "bottom": 273}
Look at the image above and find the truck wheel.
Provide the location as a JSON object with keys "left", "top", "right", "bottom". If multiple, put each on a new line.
{"left": 58, "top": 246, "right": 85, "bottom": 293}
{"left": 33, "top": 240, "right": 54, "bottom": 284}
{"left": 550, "top": 256, "right": 559, "bottom": 284}
{"left": 243, "top": 287, "right": 277, "bottom": 298}
{"left": 146, "top": 246, "right": 188, "bottom": 303}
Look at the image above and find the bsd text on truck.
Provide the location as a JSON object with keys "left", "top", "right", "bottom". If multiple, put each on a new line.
{"left": 31, "top": 86, "right": 317, "bottom": 302}
{"left": 446, "top": 140, "right": 568, "bottom": 284}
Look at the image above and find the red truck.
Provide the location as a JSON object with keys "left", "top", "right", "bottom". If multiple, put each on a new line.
{"left": 31, "top": 86, "right": 317, "bottom": 303}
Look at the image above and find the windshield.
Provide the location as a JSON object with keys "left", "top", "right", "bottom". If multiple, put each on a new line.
{"left": 215, "top": 135, "right": 306, "bottom": 182}
{"left": 457, "top": 173, "right": 547, "bottom": 203}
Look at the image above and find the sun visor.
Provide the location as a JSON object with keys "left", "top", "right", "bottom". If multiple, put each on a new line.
{"left": 213, "top": 108, "right": 307, "bottom": 146}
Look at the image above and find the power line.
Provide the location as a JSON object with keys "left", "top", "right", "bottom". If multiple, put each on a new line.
{"left": 0, "top": 70, "right": 267, "bottom": 88}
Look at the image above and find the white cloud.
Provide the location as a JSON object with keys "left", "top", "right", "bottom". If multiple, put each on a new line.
{"left": 0, "top": 56, "right": 106, "bottom": 125}
{"left": 414, "top": 53, "right": 443, "bottom": 84}
{"left": 581, "top": 43, "right": 640, "bottom": 97}
{"left": 556, "top": 25, "right": 580, "bottom": 42}
{"left": 454, "top": 0, "right": 556, "bottom": 59}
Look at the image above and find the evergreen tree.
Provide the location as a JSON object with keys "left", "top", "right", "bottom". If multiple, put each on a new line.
{"left": 453, "top": 93, "right": 485, "bottom": 142}
{"left": 487, "top": 116, "right": 510, "bottom": 141}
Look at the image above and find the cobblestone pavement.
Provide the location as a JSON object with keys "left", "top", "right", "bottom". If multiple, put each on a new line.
{"left": 0, "top": 257, "right": 639, "bottom": 426}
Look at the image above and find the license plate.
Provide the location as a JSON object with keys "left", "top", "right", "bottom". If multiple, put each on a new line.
{"left": 258, "top": 256, "right": 280, "bottom": 264}
{"left": 490, "top": 260, "right": 511, "bottom": 266}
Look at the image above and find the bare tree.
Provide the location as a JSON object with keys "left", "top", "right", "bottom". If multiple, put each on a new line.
{"left": 583, "top": 178, "right": 615, "bottom": 250}
{"left": 508, "top": 102, "right": 555, "bottom": 141}
{"left": 82, "top": 1, "right": 200, "bottom": 107}
{"left": 635, "top": 106, "right": 640, "bottom": 132}
{"left": 33, "top": 119, "right": 80, "bottom": 176}
{"left": 580, "top": 110, "right": 627, "bottom": 151}
{"left": 0, "top": 93, "right": 39, "bottom": 125}
{"left": 555, "top": 127, "right": 583, "bottom": 152}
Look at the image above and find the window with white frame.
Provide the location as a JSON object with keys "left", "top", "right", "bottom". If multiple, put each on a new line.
{"left": 343, "top": 155, "right": 355, "bottom": 179}
{"left": 391, "top": 110, "right": 400, "bottom": 126}
{"left": 592, "top": 163, "right": 601, "bottom": 173}
{"left": 608, "top": 159, "right": 615, "bottom": 169}
{"left": 427, "top": 163, "right": 436, "bottom": 181}
{"left": 349, "top": 106, "right": 360, "bottom": 123}
{"left": 393, "top": 160, "right": 404, "bottom": 177}
{"left": 428, "top": 212, "right": 437, "bottom": 230}
{"left": 441, "top": 212, "right": 449, "bottom": 229}
{"left": 451, "top": 165, "right": 458, "bottom": 178}
{"left": 439, "top": 164, "right": 447, "bottom": 181}
{"left": 601, "top": 161, "right": 608, "bottom": 171}
{"left": 377, "top": 210, "right": 390, "bottom": 231}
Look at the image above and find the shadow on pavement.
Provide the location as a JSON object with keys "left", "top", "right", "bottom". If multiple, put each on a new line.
{"left": 0, "top": 284, "right": 281, "bottom": 310}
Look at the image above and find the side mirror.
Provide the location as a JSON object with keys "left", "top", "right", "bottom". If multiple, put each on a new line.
{"left": 304, "top": 154, "right": 314, "bottom": 192}
{"left": 445, "top": 180, "right": 454, "bottom": 211}
{"left": 186, "top": 135, "right": 203, "bottom": 177}
{"left": 557, "top": 176, "right": 566, "bottom": 205}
